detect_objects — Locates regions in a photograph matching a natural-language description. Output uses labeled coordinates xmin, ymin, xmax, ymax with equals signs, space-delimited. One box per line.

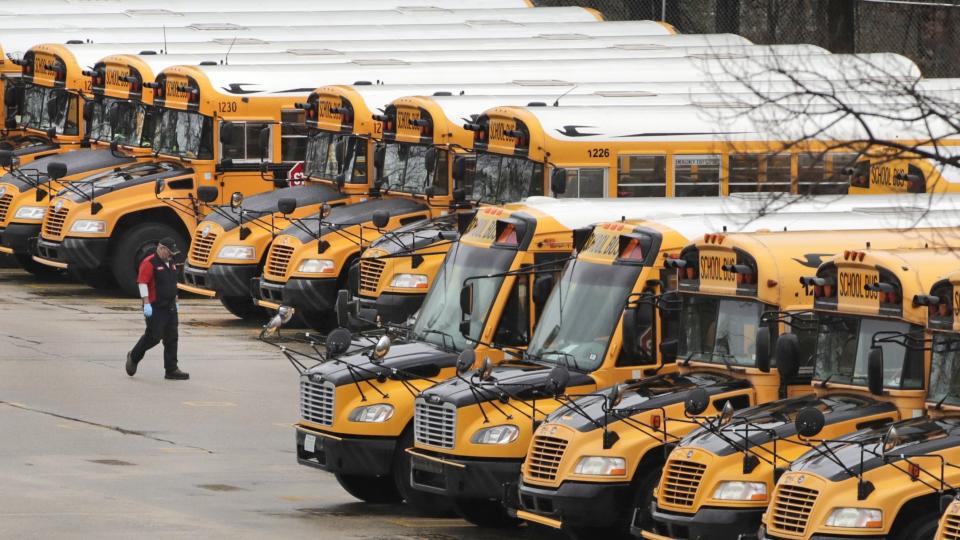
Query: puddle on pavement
xmin=197 ymin=483 xmax=245 ymax=492
xmin=89 ymin=459 xmax=136 ymax=466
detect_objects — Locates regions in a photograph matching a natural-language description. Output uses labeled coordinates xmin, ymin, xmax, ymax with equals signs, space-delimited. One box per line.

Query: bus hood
xmin=2 ymin=149 xmax=134 ymax=191
xmin=303 ymin=340 xmax=457 ymax=387
xmin=282 ymin=197 xmax=428 ymax=244
xmin=684 ymin=394 xmax=896 ymax=458
xmin=365 ymin=213 xmax=457 ymax=256
xmin=788 ymin=416 xmax=960 ymax=482
xmin=58 ymin=160 xmax=190 ymax=202
xmin=420 ymin=364 xmax=596 ymax=409
xmin=205 ymin=183 xmax=345 ymax=231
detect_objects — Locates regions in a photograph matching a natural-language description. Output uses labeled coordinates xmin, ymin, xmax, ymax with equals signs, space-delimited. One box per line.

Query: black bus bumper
xmin=260 ymin=277 xmax=338 ymax=312
xmin=758 ymin=524 xmax=886 ymax=540
xmin=635 ymin=502 xmax=766 ymax=540
xmin=517 ymin=479 xmax=633 ymax=529
xmin=357 ymin=291 xmax=424 ymax=324
xmin=408 ymin=449 xmax=520 ymax=500
xmin=0 ymin=223 xmax=40 ymax=254
xmin=295 ymin=426 xmax=396 ymax=477
xmin=35 ymin=237 xmax=109 ymax=269
xmin=183 ymin=263 xmax=260 ymax=298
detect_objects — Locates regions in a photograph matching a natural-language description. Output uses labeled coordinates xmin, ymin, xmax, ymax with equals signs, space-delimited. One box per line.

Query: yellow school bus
xmin=754 ymin=247 xmax=960 ymax=540
xmin=33 ymin=63 xmax=318 ymax=295
xmin=638 ymin=230 xmax=960 ymax=540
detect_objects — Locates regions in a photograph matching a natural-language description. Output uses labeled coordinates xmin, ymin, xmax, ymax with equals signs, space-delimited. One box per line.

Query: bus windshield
xmin=152 ymin=108 xmax=213 ymax=160
xmin=305 ymin=131 xmax=367 ymax=184
xmin=412 ymin=243 xmax=516 ymax=351
xmin=815 ymin=315 xmax=923 ymax=389
xmin=20 ymin=83 xmax=78 ymax=135
xmin=680 ymin=295 xmax=768 ymax=367
xmin=928 ymin=334 xmax=960 ymax=406
xmin=470 ymin=152 xmax=544 ymax=204
xmin=378 ymin=142 xmax=447 ymax=195
xmin=527 ymin=261 xmax=642 ymax=372
xmin=88 ymin=97 xmax=155 ymax=148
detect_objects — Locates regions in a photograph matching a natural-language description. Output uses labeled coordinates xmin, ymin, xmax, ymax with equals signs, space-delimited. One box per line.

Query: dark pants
xmin=130 ymin=305 xmax=178 ymax=371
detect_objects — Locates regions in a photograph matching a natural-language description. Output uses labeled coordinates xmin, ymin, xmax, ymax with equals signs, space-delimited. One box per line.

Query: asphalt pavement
xmin=0 ymin=267 xmax=562 ymax=540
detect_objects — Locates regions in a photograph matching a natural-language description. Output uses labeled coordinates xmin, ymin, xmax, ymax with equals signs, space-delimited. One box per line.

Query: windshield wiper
xmin=538 ymin=349 xmax=583 ymax=372
xmin=418 ymin=329 xmax=457 ymax=352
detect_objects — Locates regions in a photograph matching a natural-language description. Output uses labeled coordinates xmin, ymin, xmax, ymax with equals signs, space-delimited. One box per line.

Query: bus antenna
xmin=552 ymin=85 xmax=578 ymax=107
xmin=224 ymin=36 xmax=238 ymax=66
xmin=162 ymin=25 xmax=168 ymax=54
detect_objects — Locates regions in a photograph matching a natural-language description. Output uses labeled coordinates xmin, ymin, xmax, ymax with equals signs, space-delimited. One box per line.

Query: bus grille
xmin=940 ymin=514 xmax=960 ymax=540
xmin=189 ymin=229 xmax=217 ymax=266
xmin=300 ymin=377 xmax=335 ymax=426
xmin=266 ymin=244 xmax=295 ymax=278
xmin=0 ymin=194 xmax=12 ymax=222
xmin=526 ymin=435 xmax=568 ymax=482
xmin=359 ymin=257 xmax=386 ymax=294
xmin=44 ymin=207 xmax=69 ymax=238
xmin=414 ymin=399 xmax=456 ymax=448
xmin=770 ymin=484 xmax=818 ymax=535
xmin=661 ymin=459 xmax=707 ymax=507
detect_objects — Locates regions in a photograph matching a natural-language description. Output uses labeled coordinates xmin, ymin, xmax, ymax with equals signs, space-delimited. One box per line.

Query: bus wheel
xmin=14 ymin=253 xmax=63 ymax=277
xmin=452 ymin=497 xmax=519 ymax=528
xmin=110 ymin=223 xmax=186 ymax=297
xmin=69 ymin=267 xmax=116 ymax=290
xmin=393 ymin=428 xmax=453 ymax=516
xmin=889 ymin=511 xmax=938 ymax=540
xmin=334 ymin=473 xmax=402 ymax=504
xmin=565 ymin=462 xmax=659 ymax=540
xmin=219 ymin=296 xmax=267 ymax=320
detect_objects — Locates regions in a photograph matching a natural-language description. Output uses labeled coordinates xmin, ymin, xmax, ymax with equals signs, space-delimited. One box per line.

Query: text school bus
xmin=32 ymin=64 xmax=328 ymax=295
xmin=401 ymin=194 xmax=958 ymax=528
xmin=756 ymin=250 xmax=960 ymax=540
xmin=635 ymin=224 xmax=960 ymax=540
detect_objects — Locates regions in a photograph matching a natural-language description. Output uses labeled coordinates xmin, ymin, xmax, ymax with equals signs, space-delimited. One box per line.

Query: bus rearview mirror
xmin=775 ymin=333 xmax=800 ymax=381
xmin=550 ymin=168 xmax=567 ymax=196
xmin=197 ymin=185 xmax=219 ymax=204
xmin=219 ymin=121 xmax=234 ymax=146
xmin=277 ymin=198 xmax=297 ymax=215
xmin=756 ymin=326 xmax=772 ymax=373
xmin=546 ymin=365 xmax=570 ymax=397
xmin=82 ymin=101 xmax=95 ymax=124
xmin=326 ymin=327 xmax=353 ymax=358
xmin=621 ymin=306 xmax=639 ymax=359
xmin=660 ymin=339 xmax=678 ymax=362
xmin=795 ymin=407 xmax=825 ymax=438
xmin=373 ymin=145 xmax=386 ymax=171
xmin=532 ymin=274 xmax=554 ymax=307
xmin=456 ymin=349 xmax=475 ymax=375
xmin=867 ymin=347 xmax=884 ymax=396
xmin=0 ymin=150 xmax=13 ymax=167
xmin=684 ymin=388 xmax=710 ymax=416
xmin=459 ymin=282 xmax=474 ymax=317
xmin=46 ymin=161 xmax=67 ymax=181
xmin=371 ymin=210 xmax=389 ymax=229
xmin=154 ymin=178 xmax=164 ymax=196
xmin=424 ymin=147 xmax=437 ymax=175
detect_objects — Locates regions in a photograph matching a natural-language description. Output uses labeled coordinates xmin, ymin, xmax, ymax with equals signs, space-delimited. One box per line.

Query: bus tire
xmin=14 ymin=253 xmax=63 ymax=277
xmin=219 ymin=295 xmax=267 ymax=320
xmin=393 ymin=427 xmax=453 ymax=516
xmin=889 ymin=510 xmax=938 ymax=540
xmin=564 ymin=457 xmax=660 ymax=540
xmin=334 ymin=473 xmax=402 ymax=504
xmin=110 ymin=223 xmax=186 ymax=297
xmin=452 ymin=497 xmax=519 ymax=528
xmin=69 ymin=267 xmax=116 ymax=290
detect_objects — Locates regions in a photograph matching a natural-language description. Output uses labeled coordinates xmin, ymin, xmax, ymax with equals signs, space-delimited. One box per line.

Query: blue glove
xmin=143 ymin=303 xmax=153 ymax=318
xmin=176 ymin=302 xmax=180 ymax=312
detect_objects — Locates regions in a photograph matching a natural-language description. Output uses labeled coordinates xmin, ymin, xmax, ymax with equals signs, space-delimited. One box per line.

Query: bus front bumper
xmin=182 ymin=263 xmax=260 ymax=298
xmin=295 ymin=425 xmax=395 ymax=477
xmin=35 ymin=237 xmax=108 ymax=269
xmin=0 ymin=223 xmax=41 ymax=254
xmin=636 ymin=502 xmax=765 ymax=540
xmin=407 ymin=449 xmax=520 ymax=500
xmin=757 ymin=524 xmax=886 ymax=540
xmin=260 ymin=277 xmax=338 ymax=312
xmin=357 ymin=291 xmax=425 ymax=324
xmin=516 ymin=479 xmax=633 ymax=529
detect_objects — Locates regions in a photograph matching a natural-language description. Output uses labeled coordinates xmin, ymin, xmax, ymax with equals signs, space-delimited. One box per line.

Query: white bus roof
xmin=2 ymin=0 xmax=536 ymax=15
xmin=0 ymin=7 xmax=603 ymax=31
xmin=165 ymin=52 xmax=919 ymax=98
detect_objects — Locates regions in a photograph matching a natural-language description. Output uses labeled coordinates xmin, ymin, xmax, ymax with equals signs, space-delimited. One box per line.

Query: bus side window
xmin=559 ymin=168 xmax=607 ymax=198
xmin=729 ymin=154 xmax=791 ymax=194
xmin=797 ymin=152 xmax=857 ymax=195
xmin=220 ymin=121 xmax=271 ymax=163
xmin=674 ymin=155 xmax=721 ymax=197
xmin=617 ymin=155 xmax=666 ymax=197
xmin=494 ymin=277 xmax=530 ymax=348
xmin=280 ymin=110 xmax=308 ymax=163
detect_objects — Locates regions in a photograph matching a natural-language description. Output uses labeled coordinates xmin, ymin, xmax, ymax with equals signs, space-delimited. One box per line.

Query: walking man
xmin=125 ymin=237 xmax=189 ymax=380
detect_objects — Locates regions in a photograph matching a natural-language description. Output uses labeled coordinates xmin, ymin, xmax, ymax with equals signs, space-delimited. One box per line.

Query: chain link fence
xmin=536 ymin=0 xmax=960 ymax=77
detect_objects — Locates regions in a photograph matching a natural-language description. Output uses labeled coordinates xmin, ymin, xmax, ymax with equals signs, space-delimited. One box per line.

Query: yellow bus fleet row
xmin=4 ymin=4 xmax=960 ymax=540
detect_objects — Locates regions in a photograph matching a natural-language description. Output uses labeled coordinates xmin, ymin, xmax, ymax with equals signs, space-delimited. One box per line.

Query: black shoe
xmin=165 ymin=369 xmax=189 ymax=380
xmin=125 ymin=352 xmax=138 ymax=376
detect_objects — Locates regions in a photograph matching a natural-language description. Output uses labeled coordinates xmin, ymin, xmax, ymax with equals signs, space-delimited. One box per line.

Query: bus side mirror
xmin=326 ymin=327 xmax=353 ymax=357
xmin=277 ymin=198 xmax=297 ymax=215
xmin=47 ymin=161 xmax=67 ymax=181
xmin=82 ymin=101 xmax=96 ymax=124
xmin=371 ymin=210 xmax=389 ymax=229
xmin=456 ymin=349 xmax=475 ymax=375
xmin=452 ymin=188 xmax=465 ymax=203
xmin=424 ymin=147 xmax=437 ymax=174
xmin=572 ymin=226 xmax=593 ymax=252
xmin=197 ymin=185 xmax=219 ymax=204
xmin=460 ymin=282 xmax=474 ymax=318
xmin=259 ymin=128 xmax=270 ymax=158
xmin=546 ymin=365 xmax=570 ymax=397
xmin=775 ymin=333 xmax=799 ymax=381
xmin=660 ymin=339 xmax=678 ymax=362
xmin=334 ymin=139 xmax=347 ymax=167
xmin=532 ymin=274 xmax=554 ymax=307
xmin=621 ymin=299 xmax=653 ymax=359
xmin=867 ymin=347 xmax=884 ymax=396
xmin=107 ymin=103 xmax=121 ymax=126
xmin=452 ymin=156 xmax=466 ymax=182
xmin=550 ymin=168 xmax=567 ymax=196
xmin=756 ymin=326 xmax=772 ymax=373
xmin=219 ymin=121 xmax=234 ymax=146
xmin=373 ymin=144 xmax=386 ymax=171
xmin=4 ymin=89 xmax=17 ymax=107
xmin=154 ymin=178 xmax=164 ymax=195
xmin=795 ymin=407 xmax=825 ymax=438
xmin=685 ymin=388 xmax=710 ymax=416
xmin=0 ymin=150 xmax=13 ymax=167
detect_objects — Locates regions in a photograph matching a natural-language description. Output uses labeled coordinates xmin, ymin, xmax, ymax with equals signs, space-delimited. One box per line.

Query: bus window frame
xmin=616 ymin=153 xmax=667 ymax=198
xmin=673 ymin=153 xmax=723 ymax=197
xmin=218 ymin=120 xmax=273 ymax=165
xmin=559 ymin=166 xmax=608 ymax=198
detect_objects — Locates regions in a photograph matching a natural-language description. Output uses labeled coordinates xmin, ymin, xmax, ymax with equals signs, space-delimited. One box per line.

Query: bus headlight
xmin=70 ymin=220 xmax=106 ymax=233
xmin=825 ymin=508 xmax=882 ymax=528
xmin=217 ymin=245 xmax=256 ymax=260
xmin=297 ymin=259 xmax=335 ymax=274
xmin=390 ymin=273 xmax=428 ymax=289
xmin=712 ymin=481 xmax=767 ymax=501
xmin=14 ymin=206 xmax=46 ymax=220
xmin=348 ymin=404 xmax=394 ymax=423
xmin=574 ymin=456 xmax=627 ymax=476
xmin=471 ymin=425 xmax=519 ymax=445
